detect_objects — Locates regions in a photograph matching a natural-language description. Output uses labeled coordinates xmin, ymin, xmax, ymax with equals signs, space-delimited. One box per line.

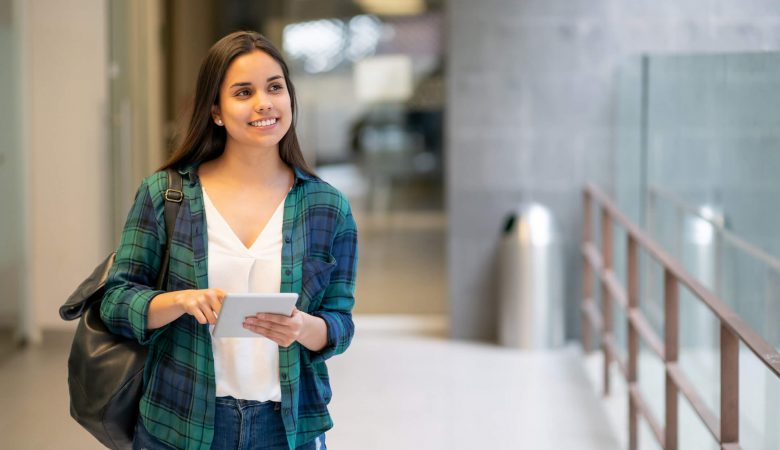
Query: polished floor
xmin=0 ymin=328 xmax=621 ymax=450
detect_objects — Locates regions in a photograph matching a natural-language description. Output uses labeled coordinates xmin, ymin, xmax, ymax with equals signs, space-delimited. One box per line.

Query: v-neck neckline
xmin=202 ymin=188 xmax=285 ymax=252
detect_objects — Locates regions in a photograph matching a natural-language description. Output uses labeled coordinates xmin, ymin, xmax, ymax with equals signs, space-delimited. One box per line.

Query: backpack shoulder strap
xmin=155 ymin=169 xmax=183 ymax=290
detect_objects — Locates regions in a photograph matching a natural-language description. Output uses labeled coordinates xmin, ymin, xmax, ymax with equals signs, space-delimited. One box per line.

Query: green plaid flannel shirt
xmin=100 ymin=165 xmax=357 ymax=449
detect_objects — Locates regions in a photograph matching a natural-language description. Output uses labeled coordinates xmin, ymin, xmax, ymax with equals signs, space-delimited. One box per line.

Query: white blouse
xmin=203 ymin=188 xmax=286 ymax=402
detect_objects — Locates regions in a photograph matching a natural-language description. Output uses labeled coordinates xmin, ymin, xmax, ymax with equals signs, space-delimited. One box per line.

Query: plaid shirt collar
xmin=177 ymin=163 xmax=318 ymax=185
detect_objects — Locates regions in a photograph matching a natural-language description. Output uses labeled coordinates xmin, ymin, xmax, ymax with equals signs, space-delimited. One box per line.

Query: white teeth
xmin=250 ymin=118 xmax=277 ymax=127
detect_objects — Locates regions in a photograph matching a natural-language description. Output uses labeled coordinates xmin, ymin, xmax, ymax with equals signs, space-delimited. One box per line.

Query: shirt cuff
xmin=129 ymin=290 xmax=169 ymax=345
xmin=308 ymin=311 xmax=340 ymax=363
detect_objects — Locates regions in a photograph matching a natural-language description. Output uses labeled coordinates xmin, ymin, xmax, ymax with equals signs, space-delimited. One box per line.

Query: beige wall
xmin=25 ymin=0 xmax=110 ymax=332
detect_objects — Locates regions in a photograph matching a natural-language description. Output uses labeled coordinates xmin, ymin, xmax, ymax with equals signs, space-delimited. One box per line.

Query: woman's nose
xmin=254 ymin=96 xmax=272 ymax=112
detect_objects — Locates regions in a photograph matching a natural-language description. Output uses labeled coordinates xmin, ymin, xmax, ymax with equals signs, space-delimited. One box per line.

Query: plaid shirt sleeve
xmin=309 ymin=196 xmax=358 ymax=363
xmin=100 ymin=175 xmax=169 ymax=345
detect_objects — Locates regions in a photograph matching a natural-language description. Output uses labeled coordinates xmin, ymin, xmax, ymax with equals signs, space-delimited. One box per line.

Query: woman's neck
xmin=202 ymin=143 xmax=292 ymax=189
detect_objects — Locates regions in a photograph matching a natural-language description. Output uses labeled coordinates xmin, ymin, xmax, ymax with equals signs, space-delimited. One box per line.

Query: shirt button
xmin=285 ymin=269 xmax=291 ymax=275
xmin=280 ymin=373 xmax=287 ymax=380
xmin=284 ymin=235 xmax=291 ymax=243
xmin=283 ymin=408 xmax=290 ymax=416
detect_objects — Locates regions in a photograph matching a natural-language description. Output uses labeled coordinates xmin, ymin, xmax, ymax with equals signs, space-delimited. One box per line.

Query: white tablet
xmin=212 ymin=293 xmax=298 ymax=338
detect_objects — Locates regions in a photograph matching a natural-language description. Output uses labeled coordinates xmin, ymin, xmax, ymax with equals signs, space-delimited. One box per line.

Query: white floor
xmin=327 ymin=331 xmax=621 ymax=450
xmin=0 ymin=329 xmax=621 ymax=450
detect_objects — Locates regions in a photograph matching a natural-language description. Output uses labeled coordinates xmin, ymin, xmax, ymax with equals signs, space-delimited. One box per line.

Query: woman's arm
xmin=100 ymin=174 xmax=227 ymax=341
xmin=243 ymin=308 xmax=328 ymax=351
xmin=307 ymin=201 xmax=358 ymax=361
xmin=147 ymin=288 xmax=226 ymax=329
xmin=100 ymin=177 xmax=168 ymax=344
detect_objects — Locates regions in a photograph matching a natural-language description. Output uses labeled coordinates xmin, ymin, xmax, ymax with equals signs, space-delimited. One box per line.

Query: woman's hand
xmin=173 ymin=288 xmax=226 ymax=324
xmin=243 ymin=307 xmax=328 ymax=350
xmin=148 ymin=288 xmax=226 ymax=329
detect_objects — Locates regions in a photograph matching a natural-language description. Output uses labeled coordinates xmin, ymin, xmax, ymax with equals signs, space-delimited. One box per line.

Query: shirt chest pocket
xmin=299 ymin=255 xmax=336 ymax=312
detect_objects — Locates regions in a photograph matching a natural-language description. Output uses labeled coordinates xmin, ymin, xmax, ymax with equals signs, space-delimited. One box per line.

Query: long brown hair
xmin=161 ymin=31 xmax=315 ymax=176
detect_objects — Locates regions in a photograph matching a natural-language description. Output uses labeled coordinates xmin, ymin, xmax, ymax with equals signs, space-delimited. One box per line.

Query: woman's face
xmin=213 ymin=50 xmax=293 ymax=153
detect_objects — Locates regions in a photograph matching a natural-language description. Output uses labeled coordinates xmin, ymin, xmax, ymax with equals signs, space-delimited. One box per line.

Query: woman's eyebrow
xmin=229 ymin=82 xmax=252 ymax=89
xmin=229 ymin=76 xmax=283 ymax=89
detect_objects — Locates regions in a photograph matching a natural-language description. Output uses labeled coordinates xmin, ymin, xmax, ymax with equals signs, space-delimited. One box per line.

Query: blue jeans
xmin=132 ymin=397 xmax=325 ymax=450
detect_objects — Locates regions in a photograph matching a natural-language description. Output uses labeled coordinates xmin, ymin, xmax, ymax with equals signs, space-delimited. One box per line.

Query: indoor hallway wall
xmin=23 ymin=0 xmax=110 ymax=333
xmin=0 ymin=0 xmax=22 ymax=329
xmin=447 ymin=0 xmax=780 ymax=341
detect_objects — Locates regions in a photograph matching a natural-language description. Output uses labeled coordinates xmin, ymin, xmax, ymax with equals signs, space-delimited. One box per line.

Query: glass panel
xmin=722 ymin=242 xmax=780 ymax=351
xmin=637 ymin=339 xmax=665 ymax=431
xmin=678 ymin=284 xmax=720 ymax=417
xmin=740 ymin=342 xmax=780 ymax=450
xmin=679 ymin=392 xmax=718 ymax=450
xmin=640 ymin=52 xmax=780 ymax=347
xmin=612 ymin=226 xmax=628 ymax=359
xmin=639 ymin=247 xmax=664 ymax=339
xmin=637 ymin=395 xmax=663 ymax=450
xmin=614 ymin=55 xmax=645 ymax=225
xmin=616 ymin=50 xmax=780 ymax=450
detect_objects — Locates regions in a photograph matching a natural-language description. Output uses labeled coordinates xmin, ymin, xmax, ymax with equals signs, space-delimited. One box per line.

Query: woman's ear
xmin=211 ymin=105 xmax=223 ymax=126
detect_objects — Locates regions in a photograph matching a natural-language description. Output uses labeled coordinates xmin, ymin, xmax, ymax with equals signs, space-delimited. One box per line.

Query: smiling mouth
xmin=249 ymin=118 xmax=278 ymax=127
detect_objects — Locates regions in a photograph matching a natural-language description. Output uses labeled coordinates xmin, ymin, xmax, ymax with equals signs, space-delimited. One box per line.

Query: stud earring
xmin=216 ymin=119 xmax=223 ymax=126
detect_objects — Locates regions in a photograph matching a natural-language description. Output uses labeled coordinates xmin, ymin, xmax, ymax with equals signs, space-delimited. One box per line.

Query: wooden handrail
xmin=585 ymin=183 xmax=780 ymax=377
xmin=581 ymin=184 xmax=777 ymax=450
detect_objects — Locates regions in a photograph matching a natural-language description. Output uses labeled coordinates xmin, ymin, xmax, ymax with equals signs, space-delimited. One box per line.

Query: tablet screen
xmin=212 ymin=293 xmax=298 ymax=338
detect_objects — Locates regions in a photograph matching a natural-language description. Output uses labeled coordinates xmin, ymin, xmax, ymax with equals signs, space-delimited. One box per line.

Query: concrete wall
xmin=447 ymin=0 xmax=780 ymax=341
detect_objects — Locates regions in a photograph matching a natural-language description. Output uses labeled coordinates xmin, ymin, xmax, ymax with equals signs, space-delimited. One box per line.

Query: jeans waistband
xmin=215 ymin=395 xmax=281 ymax=411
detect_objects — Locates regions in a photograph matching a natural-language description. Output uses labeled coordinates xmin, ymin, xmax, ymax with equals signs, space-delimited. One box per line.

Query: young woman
xmin=100 ymin=31 xmax=357 ymax=450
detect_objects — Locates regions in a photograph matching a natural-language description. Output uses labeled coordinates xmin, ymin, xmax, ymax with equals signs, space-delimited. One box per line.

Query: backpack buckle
xmin=164 ymin=189 xmax=183 ymax=203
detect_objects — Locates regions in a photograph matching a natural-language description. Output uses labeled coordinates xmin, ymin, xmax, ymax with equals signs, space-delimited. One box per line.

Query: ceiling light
xmin=354 ymin=0 xmax=426 ymax=16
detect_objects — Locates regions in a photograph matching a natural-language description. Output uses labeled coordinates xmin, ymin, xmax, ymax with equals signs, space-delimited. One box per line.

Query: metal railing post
xmin=721 ymin=324 xmax=739 ymax=446
xmin=664 ymin=269 xmax=679 ymax=450
xmin=583 ymin=191 xmax=593 ymax=353
xmin=601 ymin=207 xmax=613 ymax=396
xmin=627 ymin=236 xmax=639 ymax=450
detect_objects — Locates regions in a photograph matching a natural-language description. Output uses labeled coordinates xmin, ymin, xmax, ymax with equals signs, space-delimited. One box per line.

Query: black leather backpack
xmin=58 ymin=169 xmax=182 ymax=449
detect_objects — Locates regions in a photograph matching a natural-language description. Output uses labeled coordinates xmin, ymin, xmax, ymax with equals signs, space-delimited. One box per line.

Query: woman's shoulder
xmin=300 ymin=177 xmax=351 ymax=214
xmin=136 ymin=169 xmax=183 ymax=204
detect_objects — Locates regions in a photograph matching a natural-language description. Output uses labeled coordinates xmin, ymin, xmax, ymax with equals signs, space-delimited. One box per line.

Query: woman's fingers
xmin=191 ymin=309 xmax=209 ymax=325
xmin=201 ymin=303 xmax=218 ymax=324
xmin=242 ymin=310 xmax=302 ymax=347
xmin=176 ymin=289 xmax=225 ymax=324
xmin=243 ymin=323 xmax=293 ymax=346
xmin=205 ymin=290 xmax=224 ymax=317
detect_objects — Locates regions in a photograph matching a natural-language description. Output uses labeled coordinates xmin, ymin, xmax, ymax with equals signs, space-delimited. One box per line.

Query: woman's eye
xmin=269 ymin=84 xmax=284 ymax=93
xmin=235 ymin=89 xmax=251 ymax=97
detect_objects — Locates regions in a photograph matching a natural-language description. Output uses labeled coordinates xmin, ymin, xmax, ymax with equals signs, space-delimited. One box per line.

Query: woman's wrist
xmin=297 ymin=311 xmax=328 ymax=352
xmin=147 ymin=292 xmax=185 ymax=330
